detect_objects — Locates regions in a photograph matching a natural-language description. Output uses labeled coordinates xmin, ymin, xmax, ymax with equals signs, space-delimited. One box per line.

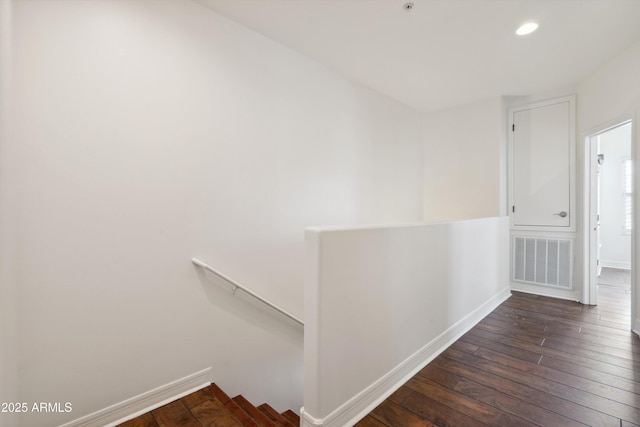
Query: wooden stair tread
xmin=208 ymin=383 xmax=261 ymax=427
xmin=118 ymin=412 xmax=159 ymax=427
xmin=258 ymin=403 xmax=296 ymax=427
xmin=183 ymin=388 xmax=215 ymax=409
xmin=223 ymin=398 xmax=261 ymax=427
xmin=209 ymin=383 xmax=232 ymax=405
xmin=117 ymin=383 xmax=299 ymax=427
xmin=191 ymin=398 xmax=245 ymax=427
xmin=234 ymin=395 xmax=279 ymax=427
xmin=151 ymin=400 xmax=201 ymax=427
xmin=281 ymin=409 xmax=300 ymax=426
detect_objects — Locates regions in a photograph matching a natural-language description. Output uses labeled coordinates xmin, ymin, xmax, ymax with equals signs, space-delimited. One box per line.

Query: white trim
xmin=633 ymin=317 xmax=640 ymax=338
xmin=583 ymin=116 xmax=635 ymax=307
xmin=58 ymin=368 xmax=212 ymax=427
xmin=583 ymin=129 xmax=599 ymax=305
xmin=300 ymin=288 xmax=511 ymax=427
xmin=634 ymin=111 xmax=639 ymax=338
xmin=300 ymin=408 xmax=323 ymax=427
xmin=510 ymin=282 xmax=579 ymax=302
xmin=600 ymin=260 xmax=631 ymax=270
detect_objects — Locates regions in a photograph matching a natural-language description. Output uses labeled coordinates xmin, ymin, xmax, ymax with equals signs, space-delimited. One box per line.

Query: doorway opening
xmin=585 ymin=121 xmax=633 ymax=316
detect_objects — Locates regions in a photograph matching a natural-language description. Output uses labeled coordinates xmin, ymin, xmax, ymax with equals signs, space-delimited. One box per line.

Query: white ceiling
xmin=196 ymin=0 xmax=640 ymax=112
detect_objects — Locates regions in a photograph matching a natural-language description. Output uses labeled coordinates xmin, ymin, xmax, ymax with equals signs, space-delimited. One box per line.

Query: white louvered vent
xmin=513 ymin=237 xmax=572 ymax=289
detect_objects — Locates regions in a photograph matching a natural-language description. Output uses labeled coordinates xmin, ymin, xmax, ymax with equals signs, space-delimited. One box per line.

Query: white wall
xmin=9 ymin=0 xmax=423 ymax=425
xmin=495 ymin=43 xmax=640 ymax=302
xmin=576 ymin=40 xmax=640 ymax=332
xmin=577 ymin=40 xmax=640 ymax=133
xmin=0 ymin=1 xmax=18 ymax=426
xmin=422 ymin=97 xmax=504 ymax=223
xmin=501 ymin=41 xmax=640 ymax=315
xmin=598 ymin=124 xmax=632 ymax=270
xmin=303 ymin=217 xmax=510 ymax=426
xmin=417 ymin=39 xmax=640 ymax=319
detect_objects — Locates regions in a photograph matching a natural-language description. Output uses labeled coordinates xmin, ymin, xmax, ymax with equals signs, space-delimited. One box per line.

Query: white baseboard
xmin=600 ymin=260 xmax=631 ymax=270
xmin=633 ymin=318 xmax=640 ymax=338
xmin=300 ymin=288 xmax=511 ymax=427
xmin=510 ymin=281 xmax=579 ymax=302
xmin=59 ymin=368 xmax=212 ymax=427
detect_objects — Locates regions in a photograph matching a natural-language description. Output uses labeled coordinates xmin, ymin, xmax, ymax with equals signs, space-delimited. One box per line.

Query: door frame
xmin=583 ymin=116 xmax=634 ymax=310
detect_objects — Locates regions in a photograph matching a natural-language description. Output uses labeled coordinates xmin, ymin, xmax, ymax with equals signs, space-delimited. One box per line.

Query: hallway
xmin=358 ymin=291 xmax=640 ymax=426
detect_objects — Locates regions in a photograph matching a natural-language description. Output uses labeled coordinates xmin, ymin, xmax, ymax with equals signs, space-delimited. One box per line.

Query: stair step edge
xmin=258 ymin=403 xmax=296 ymax=427
xmin=209 ymin=383 xmax=232 ymax=405
xmin=233 ymin=395 xmax=279 ymax=427
xmin=282 ymin=409 xmax=300 ymax=426
xmin=224 ymin=397 xmax=262 ymax=427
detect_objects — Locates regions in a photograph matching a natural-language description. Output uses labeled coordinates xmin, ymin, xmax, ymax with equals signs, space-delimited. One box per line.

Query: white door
xmin=511 ymin=97 xmax=574 ymax=229
xmin=596 ymin=155 xmax=602 ymax=276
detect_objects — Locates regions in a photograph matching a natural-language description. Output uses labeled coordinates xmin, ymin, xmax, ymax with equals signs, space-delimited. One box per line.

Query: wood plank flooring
xmin=357 ymin=290 xmax=640 ymax=427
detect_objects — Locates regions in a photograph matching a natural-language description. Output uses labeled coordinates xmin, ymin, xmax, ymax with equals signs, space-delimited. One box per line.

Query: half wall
xmin=303 ymin=216 xmax=510 ymax=426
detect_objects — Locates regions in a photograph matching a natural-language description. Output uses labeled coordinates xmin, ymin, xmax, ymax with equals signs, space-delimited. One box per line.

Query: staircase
xmin=118 ymin=382 xmax=300 ymax=427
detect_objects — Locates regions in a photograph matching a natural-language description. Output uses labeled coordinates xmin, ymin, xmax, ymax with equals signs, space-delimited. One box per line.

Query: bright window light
xmin=516 ymin=22 xmax=539 ymax=36
xmin=624 ymin=159 xmax=633 ymax=232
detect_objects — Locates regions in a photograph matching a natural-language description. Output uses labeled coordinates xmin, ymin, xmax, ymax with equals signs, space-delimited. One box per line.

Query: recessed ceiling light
xmin=516 ymin=22 xmax=539 ymax=36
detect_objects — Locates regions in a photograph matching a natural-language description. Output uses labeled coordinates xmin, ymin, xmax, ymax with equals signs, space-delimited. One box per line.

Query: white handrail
xmin=192 ymin=258 xmax=304 ymax=326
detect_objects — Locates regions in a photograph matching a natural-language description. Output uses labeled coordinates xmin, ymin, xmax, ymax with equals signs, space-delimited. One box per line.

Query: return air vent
xmin=513 ymin=236 xmax=572 ymax=289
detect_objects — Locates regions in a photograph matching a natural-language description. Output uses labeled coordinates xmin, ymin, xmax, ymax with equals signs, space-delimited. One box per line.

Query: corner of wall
xmin=633 ymin=317 xmax=640 ymax=337
xmin=300 ymin=408 xmax=323 ymax=427
xmin=0 ymin=2 xmax=19 ymax=424
xmin=303 ymin=229 xmax=321 ymax=419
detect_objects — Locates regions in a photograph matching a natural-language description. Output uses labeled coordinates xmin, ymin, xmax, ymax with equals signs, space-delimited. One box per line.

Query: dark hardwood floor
xmin=357 ymin=289 xmax=640 ymax=427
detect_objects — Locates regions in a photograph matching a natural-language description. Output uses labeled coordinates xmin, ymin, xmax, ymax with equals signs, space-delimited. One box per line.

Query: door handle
xmin=554 ymin=211 xmax=568 ymax=218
